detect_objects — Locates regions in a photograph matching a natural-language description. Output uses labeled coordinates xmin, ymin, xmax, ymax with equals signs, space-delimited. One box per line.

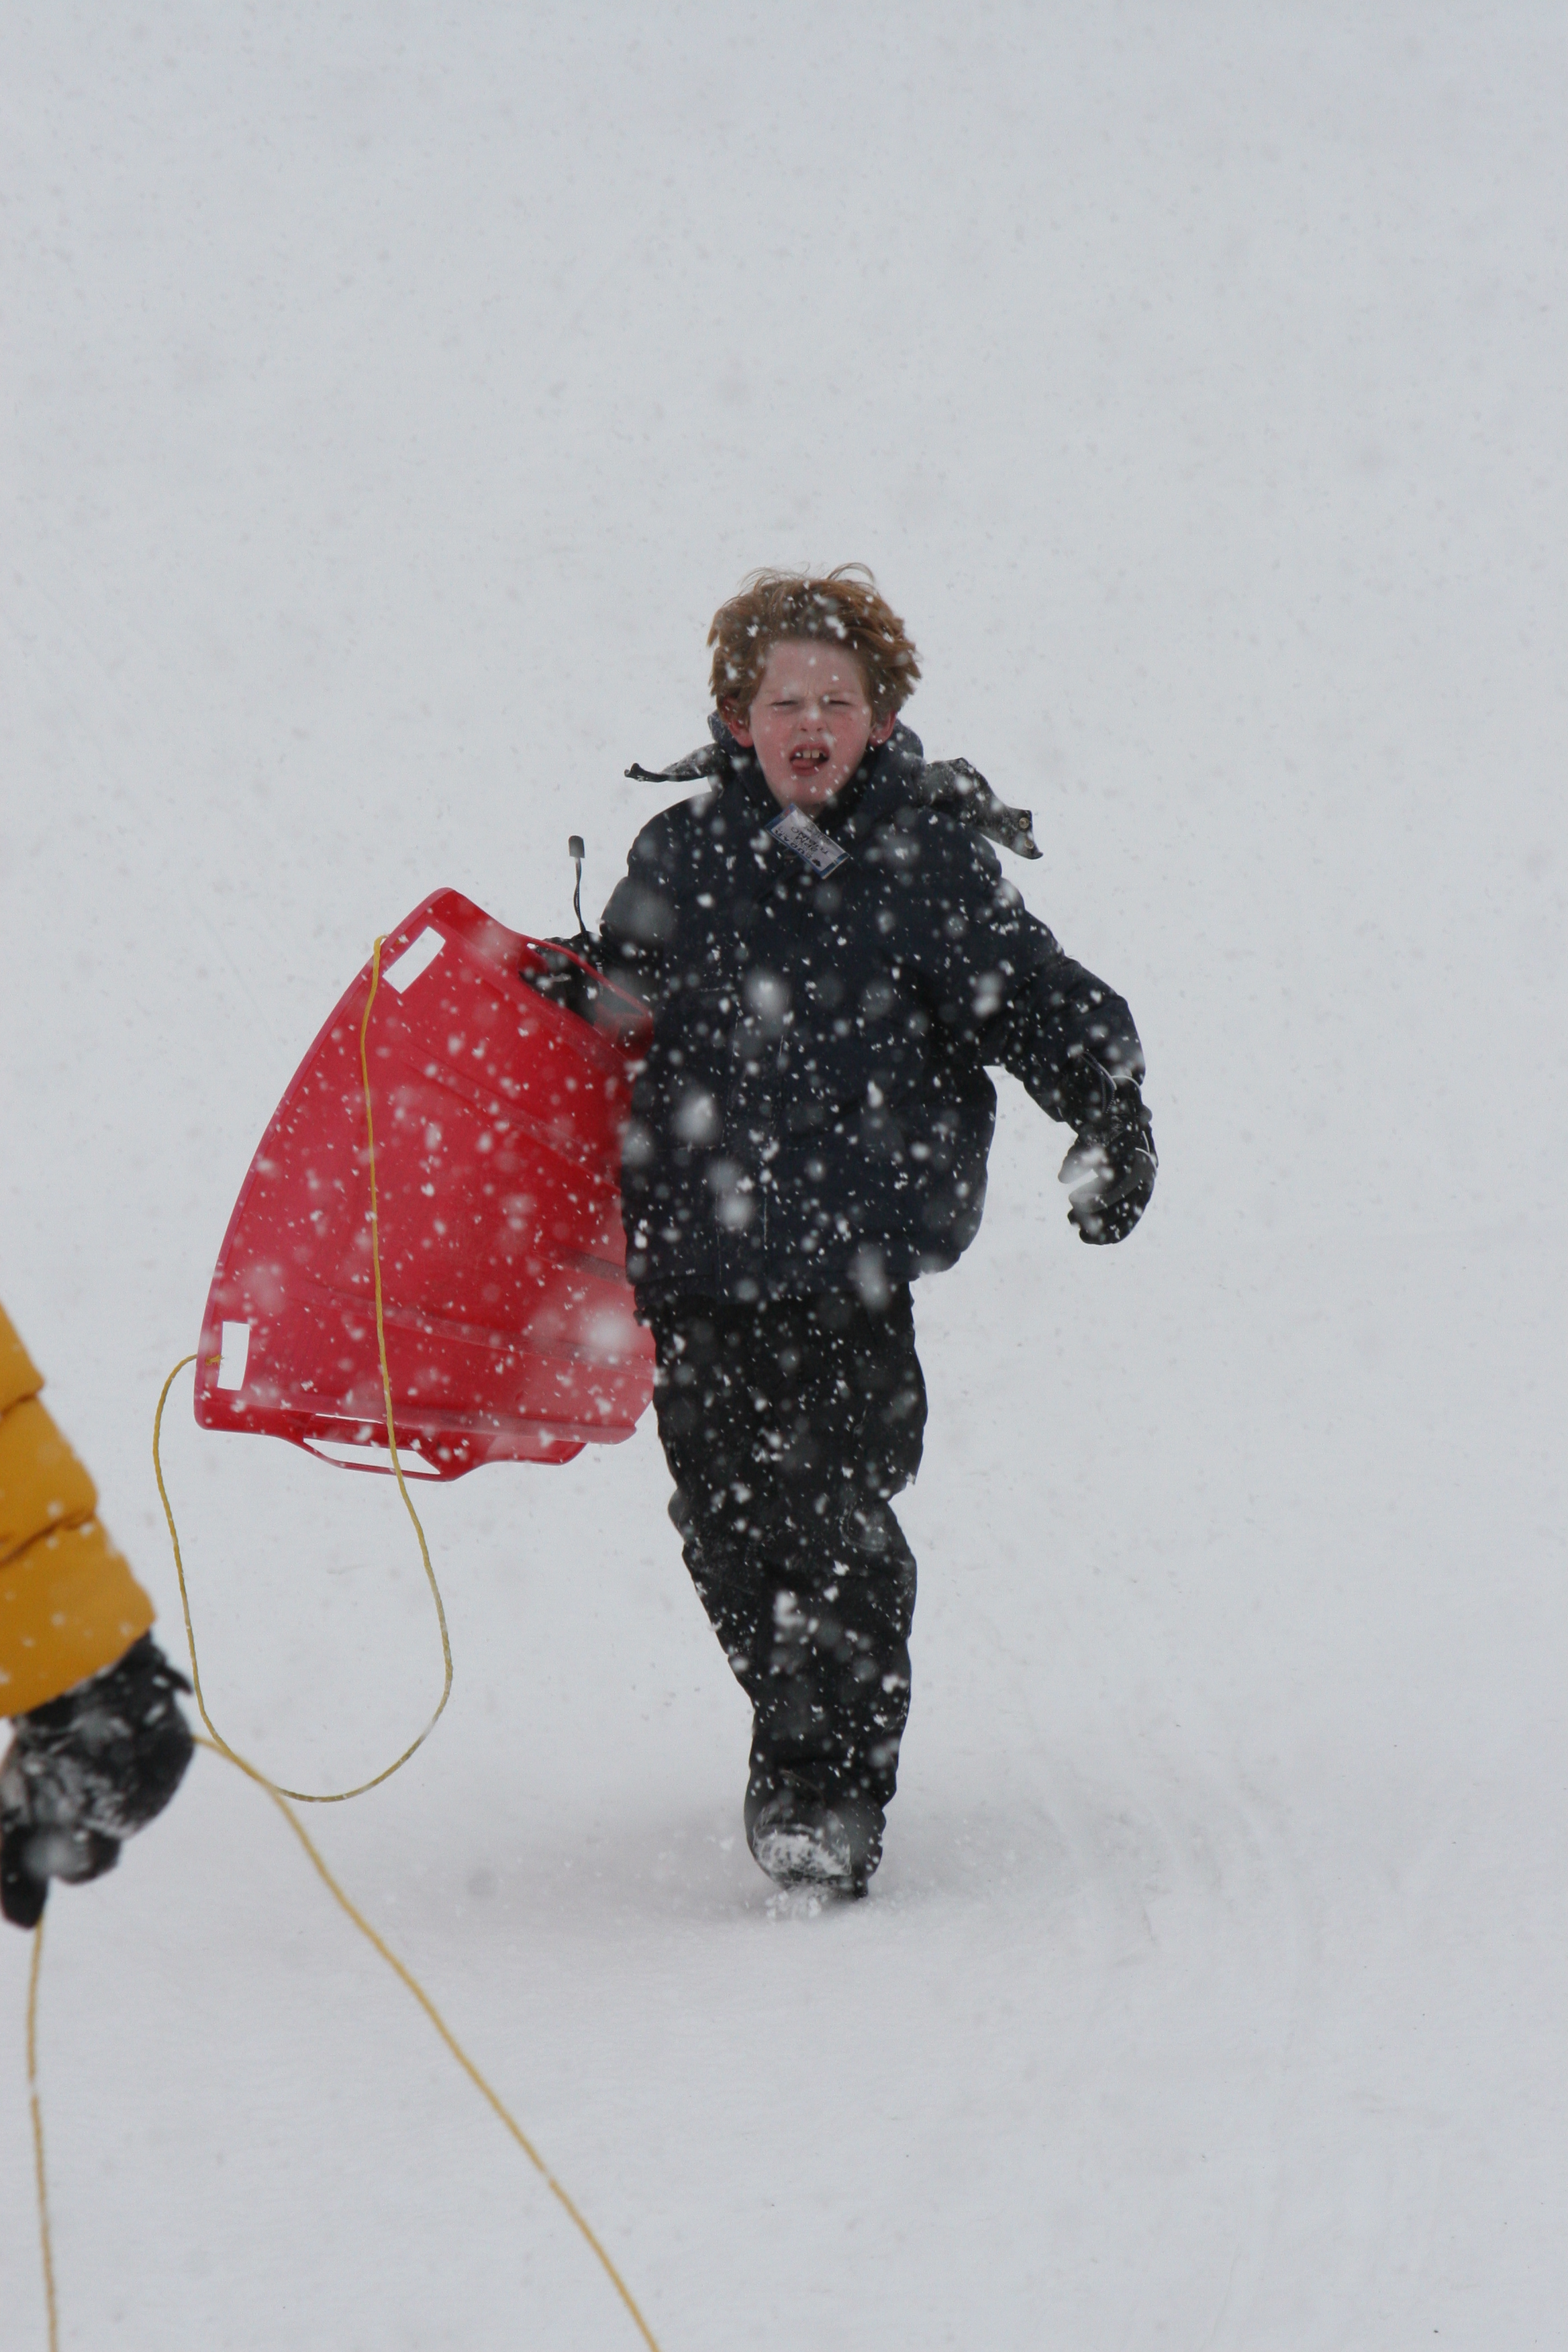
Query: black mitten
xmin=0 ymin=1635 xmax=193 ymax=1929
xmin=1059 ymin=1081 xmax=1158 ymax=1245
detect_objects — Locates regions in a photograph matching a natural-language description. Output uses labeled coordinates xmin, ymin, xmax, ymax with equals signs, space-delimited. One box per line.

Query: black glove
xmin=1059 ymin=1079 xmax=1158 ymax=1245
xmin=522 ymin=938 xmax=603 ymax=1023
xmin=0 ymin=1634 xmax=194 ymax=1930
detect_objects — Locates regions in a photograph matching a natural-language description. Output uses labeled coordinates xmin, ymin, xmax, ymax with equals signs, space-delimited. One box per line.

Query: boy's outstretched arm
xmin=993 ymin=963 xmax=1158 ymax=1245
xmin=907 ymin=826 xmax=1158 ymax=1244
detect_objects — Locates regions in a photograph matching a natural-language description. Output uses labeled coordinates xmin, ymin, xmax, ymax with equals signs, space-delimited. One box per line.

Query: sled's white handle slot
xmin=383 ymin=925 xmax=446 ymax=993
xmin=215 ymin=1321 xmax=251 ymax=1391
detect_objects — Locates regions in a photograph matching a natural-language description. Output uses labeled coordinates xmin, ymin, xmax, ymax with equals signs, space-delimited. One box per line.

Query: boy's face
xmin=728 ymin=638 xmax=895 ymax=810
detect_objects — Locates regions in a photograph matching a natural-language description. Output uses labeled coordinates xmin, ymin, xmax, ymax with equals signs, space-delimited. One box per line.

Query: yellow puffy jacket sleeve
xmin=0 ymin=1303 xmax=155 ymax=1718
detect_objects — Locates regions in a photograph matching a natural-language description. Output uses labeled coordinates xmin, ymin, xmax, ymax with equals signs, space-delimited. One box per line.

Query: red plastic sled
xmin=193 ymin=889 xmax=655 ymax=1479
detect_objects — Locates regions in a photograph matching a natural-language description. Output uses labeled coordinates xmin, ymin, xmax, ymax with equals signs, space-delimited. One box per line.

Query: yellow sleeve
xmin=0 ymin=1303 xmax=156 ymax=1717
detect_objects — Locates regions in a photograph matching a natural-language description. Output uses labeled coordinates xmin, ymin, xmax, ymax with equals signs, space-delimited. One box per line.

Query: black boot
xmin=744 ymin=1765 xmax=884 ymax=1896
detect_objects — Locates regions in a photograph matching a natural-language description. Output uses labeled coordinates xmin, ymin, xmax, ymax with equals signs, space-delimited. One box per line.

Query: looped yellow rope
xmin=25 ymin=1742 xmax=663 ymax=2350
xmin=26 ymin=928 xmax=663 ymax=2351
xmin=152 ymin=935 xmax=453 ymax=1803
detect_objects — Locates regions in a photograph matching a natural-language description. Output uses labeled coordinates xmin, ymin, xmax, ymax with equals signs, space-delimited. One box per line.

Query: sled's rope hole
xmin=152 ymin=934 xmax=454 ymax=1803
xmin=24 ymin=1741 xmax=663 ymax=2352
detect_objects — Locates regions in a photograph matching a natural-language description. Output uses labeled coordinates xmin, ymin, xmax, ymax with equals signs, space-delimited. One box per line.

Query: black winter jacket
xmin=599 ymin=720 xmax=1148 ymax=1302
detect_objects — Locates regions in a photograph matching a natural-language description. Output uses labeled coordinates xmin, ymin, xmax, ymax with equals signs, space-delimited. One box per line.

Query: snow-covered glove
xmin=1059 ymin=1085 xmax=1158 ymax=1244
xmin=0 ymin=1635 xmax=194 ymax=1930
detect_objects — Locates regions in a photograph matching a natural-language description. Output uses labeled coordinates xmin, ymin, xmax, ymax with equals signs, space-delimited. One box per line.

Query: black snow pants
xmin=643 ymin=1287 xmax=927 ymax=1813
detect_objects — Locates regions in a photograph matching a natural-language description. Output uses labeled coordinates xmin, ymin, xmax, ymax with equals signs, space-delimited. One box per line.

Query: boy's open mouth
xmin=789 ymin=747 xmax=830 ymax=770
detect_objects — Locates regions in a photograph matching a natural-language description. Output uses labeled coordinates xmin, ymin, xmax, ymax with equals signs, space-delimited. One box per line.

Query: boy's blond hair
xmin=708 ymin=566 xmax=922 ymax=725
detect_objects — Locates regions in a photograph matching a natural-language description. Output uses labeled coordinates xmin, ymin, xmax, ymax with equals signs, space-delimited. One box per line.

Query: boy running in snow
xmin=599 ymin=569 xmax=1154 ymax=1894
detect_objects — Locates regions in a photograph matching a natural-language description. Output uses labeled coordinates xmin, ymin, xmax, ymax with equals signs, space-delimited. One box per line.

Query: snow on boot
xmin=744 ymin=1771 xmax=883 ymax=1896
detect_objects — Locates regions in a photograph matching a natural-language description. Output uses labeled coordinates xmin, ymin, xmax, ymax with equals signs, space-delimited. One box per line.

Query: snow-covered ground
xmin=3 ymin=7 xmax=1564 ymax=2345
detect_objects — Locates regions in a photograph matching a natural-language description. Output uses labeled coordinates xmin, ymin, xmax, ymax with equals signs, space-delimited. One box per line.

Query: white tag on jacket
xmin=768 ymin=804 xmax=849 ymax=877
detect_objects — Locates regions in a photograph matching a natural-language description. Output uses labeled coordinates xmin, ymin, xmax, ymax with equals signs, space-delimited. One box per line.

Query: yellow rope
xmin=28 ymin=930 xmax=662 ymax=2346
xmin=27 ymin=1917 xmax=59 ymax=2352
xmin=152 ymin=935 xmax=453 ymax=1803
xmin=195 ymin=1736 xmax=663 ymax=2347
xmin=22 ymin=1745 xmax=663 ymax=2351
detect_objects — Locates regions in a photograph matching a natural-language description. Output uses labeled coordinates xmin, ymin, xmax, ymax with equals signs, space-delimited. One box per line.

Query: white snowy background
xmin=3 ymin=5 xmax=1564 ymax=2345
